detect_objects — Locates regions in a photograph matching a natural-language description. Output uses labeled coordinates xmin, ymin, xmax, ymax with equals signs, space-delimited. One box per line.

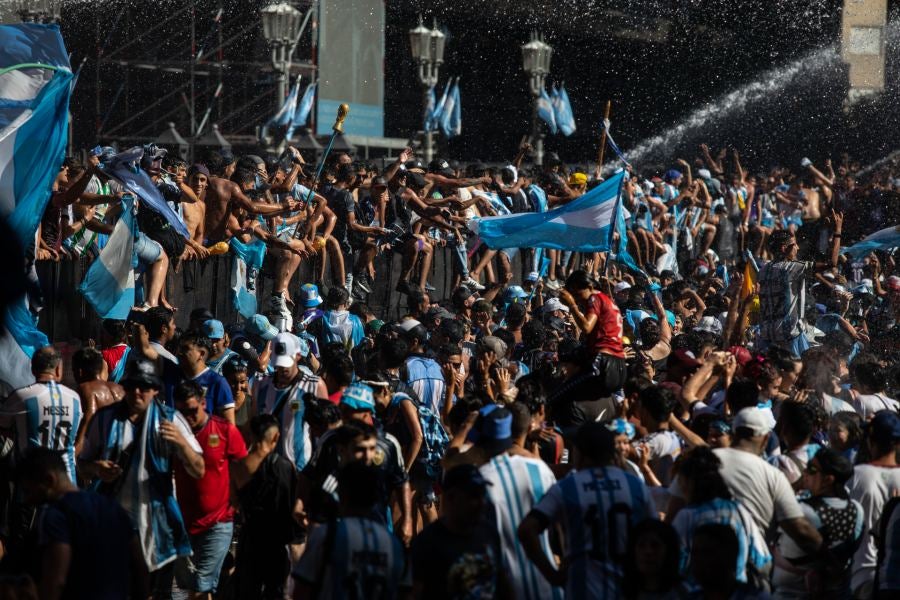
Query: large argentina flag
xmin=469 ymin=171 xmax=627 ymax=252
xmin=79 ymin=195 xmax=137 ymax=319
xmin=0 ymin=24 xmax=72 ymax=393
xmin=843 ymin=224 xmax=900 ymax=259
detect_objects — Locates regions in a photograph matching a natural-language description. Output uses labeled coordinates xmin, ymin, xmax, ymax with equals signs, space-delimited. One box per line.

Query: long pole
xmin=596 ymin=100 xmax=612 ymax=172
xmin=293 ymin=104 xmax=350 ymax=240
xmin=423 ymin=85 xmax=433 ymax=164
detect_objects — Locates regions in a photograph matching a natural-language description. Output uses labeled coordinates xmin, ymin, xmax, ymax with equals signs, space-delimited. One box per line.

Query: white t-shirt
xmin=847 ymin=464 xmax=900 ymax=593
xmin=670 ymin=447 xmax=803 ymax=537
xmin=853 ymin=392 xmax=900 ymax=421
xmin=634 ymin=430 xmax=683 ymax=486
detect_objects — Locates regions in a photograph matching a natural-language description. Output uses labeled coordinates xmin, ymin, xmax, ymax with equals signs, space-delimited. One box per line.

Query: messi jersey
xmin=293 ymin=516 xmax=410 ymax=599
xmin=253 ymin=372 xmax=321 ymax=470
xmin=1 ymin=381 xmax=82 ymax=483
xmin=533 ymin=466 xmax=654 ymax=600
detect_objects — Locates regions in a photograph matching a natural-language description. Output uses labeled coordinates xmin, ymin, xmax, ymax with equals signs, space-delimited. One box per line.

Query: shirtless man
xmin=71 ymin=347 xmax=124 ymax=452
xmin=181 ymin=164 xmax=209 ymax=255
xmin=777 ymin=171 xmax=828 ymax=260
xmin=201 ymin=152 xmax=298 ymax=243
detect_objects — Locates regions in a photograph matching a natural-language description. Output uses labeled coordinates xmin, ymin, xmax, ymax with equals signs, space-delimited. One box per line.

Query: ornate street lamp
xmin=261 ymin=2 xmax=304 ymax=112
xmin=522 ymin=32 xmax=553 ymax=166
xmin=409 ymin=16 xmax=446 ymax=164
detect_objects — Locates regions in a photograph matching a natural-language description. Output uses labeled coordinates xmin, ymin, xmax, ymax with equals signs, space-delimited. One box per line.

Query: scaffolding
xmin=74 ymin=0 xmax=318 ymax=156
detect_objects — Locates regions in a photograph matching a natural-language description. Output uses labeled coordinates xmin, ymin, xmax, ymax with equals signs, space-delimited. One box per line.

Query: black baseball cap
xmin=405 ymin=158 xmax=425 ymax=172
xmin=120 ymin=358 xmax=162 ymax=389
xmin=429 ymin=158 xmax=454 ymax=177
xmin=190 ymin=307 xmax=215 ymax=323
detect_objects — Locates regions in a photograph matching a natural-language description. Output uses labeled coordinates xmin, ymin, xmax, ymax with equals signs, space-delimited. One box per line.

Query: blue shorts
xmin=175 ymin=521 xmax=234 ymax=593
xmin=134 ymin=232 xmax=162 ymax=264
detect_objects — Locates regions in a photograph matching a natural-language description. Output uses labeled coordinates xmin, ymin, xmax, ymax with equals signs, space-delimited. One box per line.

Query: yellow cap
xmin=568 ymin=172 xmax=587 ymax=186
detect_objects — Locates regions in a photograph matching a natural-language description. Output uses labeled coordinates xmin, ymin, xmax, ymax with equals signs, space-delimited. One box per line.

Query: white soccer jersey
xmin=533 ymin=465 xmax=655 ymax=600
xmin=252 ymin=372 xmax=320 ymax=470
xmin=1 ymin=381 xmax=82 ymax=483
xmin=479 ymin=454 xmax=563 ymax=600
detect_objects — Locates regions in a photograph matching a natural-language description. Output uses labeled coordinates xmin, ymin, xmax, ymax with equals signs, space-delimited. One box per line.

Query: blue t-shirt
xmin=39 ymin=491 xmax=136 ymax=600
xmin=164 ymin=365 xmax=235 ymax=416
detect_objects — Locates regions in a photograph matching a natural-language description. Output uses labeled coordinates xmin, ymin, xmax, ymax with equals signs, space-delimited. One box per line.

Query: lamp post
xmin=261 ymin=2 xmax=303 ymax=112
xmin=409 ymin=16 xmax=445 ymax=164
xmin=521 ymin=32 xmax=552 ymax=167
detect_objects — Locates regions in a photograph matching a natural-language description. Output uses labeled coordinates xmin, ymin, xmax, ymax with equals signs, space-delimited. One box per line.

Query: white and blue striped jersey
xmin=532 ymin=465 xmax=654 ymax=600
xmin=293 ymin=516 xmax=410 ymax=599
xmin=252 ymin=372 xmax=320 ymax=470
xmin=671 ymin=497 xmax=772 ymax=585
xmin=1 ymin=381 xmax=82 ymax=483
xmin=480 ymin=454 xmax=563 ymax=600
xmin=404 ymin=355 xmax=446 ymax=416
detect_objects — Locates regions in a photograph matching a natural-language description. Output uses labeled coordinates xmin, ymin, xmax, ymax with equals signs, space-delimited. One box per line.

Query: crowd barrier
xmin=34 ymin=245 xmax=527 ymax=344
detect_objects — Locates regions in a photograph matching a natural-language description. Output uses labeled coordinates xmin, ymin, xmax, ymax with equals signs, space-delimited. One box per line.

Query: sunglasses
xmin=179 ymin=405 xmax=202 ymax=417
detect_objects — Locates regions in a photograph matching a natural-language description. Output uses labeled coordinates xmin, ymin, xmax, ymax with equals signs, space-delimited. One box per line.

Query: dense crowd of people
xmin=2 ymin=137 xmax=900 ymax=600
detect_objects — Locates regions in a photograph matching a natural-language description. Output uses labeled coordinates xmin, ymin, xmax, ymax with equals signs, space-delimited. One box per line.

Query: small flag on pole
xmin=553 ymin=84 xmax=576 ymax=136
xmin=537 ymin=85 xmax=557 ymax=134
xmin=287 ymin=81 xmax=317 ymax=141
xmin=441 ymin=78 xmax=461 ymax=138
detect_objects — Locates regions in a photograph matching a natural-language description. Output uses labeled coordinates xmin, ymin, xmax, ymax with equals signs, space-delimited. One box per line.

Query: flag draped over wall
xmin=0 ymin=23 xmax=72 ymax=392
xmin=79 ymin=195 xmax=137 ymax=320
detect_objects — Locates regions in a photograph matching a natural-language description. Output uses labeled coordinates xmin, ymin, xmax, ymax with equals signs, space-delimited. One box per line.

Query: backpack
xmin=874 ymin=495 xmax=900 ymax=593
xmin=394 ymin=392 xmax=448 ymax=480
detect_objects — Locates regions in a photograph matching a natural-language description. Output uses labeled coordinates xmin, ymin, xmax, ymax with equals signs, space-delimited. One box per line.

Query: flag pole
xmin=294 ymin=103 xmax=349 ymax=240
xmin=596 ymin=100 xmax=612 ymax=170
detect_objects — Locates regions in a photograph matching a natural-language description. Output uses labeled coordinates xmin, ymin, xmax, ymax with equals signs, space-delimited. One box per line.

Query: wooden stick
xmin=596 ymin=100 xmax=612 ymax=170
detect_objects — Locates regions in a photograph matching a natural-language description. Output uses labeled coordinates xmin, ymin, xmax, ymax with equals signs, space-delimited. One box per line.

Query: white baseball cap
xmin=273 ymin=332 xmax=303 ymax=368
xmin=543 ymin=298 xmax=570 ymax=313
xmin=734 ymin=407 xmax=772 ymax=437
xmin=614 ymin=281 xmax=632 ymax=293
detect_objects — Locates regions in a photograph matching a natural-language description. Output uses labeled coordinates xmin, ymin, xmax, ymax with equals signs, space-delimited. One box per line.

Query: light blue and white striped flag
xmin=553 ymin=85 xmax=576 ymax=136
xmin=537 ymin=85 xmax=557 ymax=135
xmin=469 ymin=171 xmax=627 ymax=252
xmin=440 ymin=79 xmax=461 ymax=138
xmin=0 ymin=23 xmax=72 ymax=392
xmin=427 ymin=79 xmax=451 ymax=132
xmin=260 ymin=76 xmax=300 ymax=142
xmin=286 ymin=81 xmax=316 ymax=141
xmin=79 ymin=194 xmax=137 ymax=319
xmin=844 ymin=225 xmax=900 ymax=259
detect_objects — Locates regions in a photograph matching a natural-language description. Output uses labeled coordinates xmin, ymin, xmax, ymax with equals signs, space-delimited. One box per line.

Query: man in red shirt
xmin=558 ymin=269 xmax=627 ymax=395
xmin=172 ymin=380 xmax=248 ymax=598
